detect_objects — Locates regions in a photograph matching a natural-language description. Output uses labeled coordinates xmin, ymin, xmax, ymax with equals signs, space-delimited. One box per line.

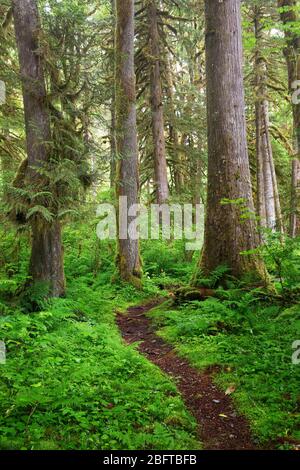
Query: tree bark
xmin=256 ymin=100 xmax=267 ymax=229
xmin=110 ymin=0 xmax=117 ymax=189
xmin=148 ymin=0 xmax=169 ymax=204
xmin=165 ymin=55 xmax=183 ymax=193
xmin=110 ymin=99 xmax=117 ymax=189
xmin=115 ymin=0 xmax=142 ymax=286
xmin=12 ymin=0 xmax=65 ymax=297
xmin=199 ymin=0 xmax=267 ymax=281
xmin=278 ymin=0 xmax=300 ymax=237
xmin=264 ymin=99 xmax=284 ymax=233
xmin=254 ymin=7 xmax=283 ymax=234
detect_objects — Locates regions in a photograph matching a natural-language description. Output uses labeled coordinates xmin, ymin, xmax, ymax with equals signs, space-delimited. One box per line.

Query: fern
xmin=194 ymin=265 xmax=230 ymax=288
xmin=26 ymin=206 xmax=54 ymax=222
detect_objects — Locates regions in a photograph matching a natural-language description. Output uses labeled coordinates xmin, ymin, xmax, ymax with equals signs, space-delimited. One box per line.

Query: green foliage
xmin=193 ymin=265 xmax=231 ymax=288
xmin=0 ymin=224 xmax=199 ymax=451
xmin=19 ymin=282 xmax=53 ymax=313
xmin=262 ymin=232 xmax=300 ymax=293
xmin=142 ymin=239 xmax=196 ymax=287
xmin=0 ymin=0 xmax=299 ymax=452
xmin=150 ymin=286 xmax=300 ymax=446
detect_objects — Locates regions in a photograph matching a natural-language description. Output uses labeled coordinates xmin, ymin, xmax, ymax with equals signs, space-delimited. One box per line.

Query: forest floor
xmin=1 ymin=227 xmax=299 ymax=450
xmin=117 ymin=300 xmax=255 ymax=450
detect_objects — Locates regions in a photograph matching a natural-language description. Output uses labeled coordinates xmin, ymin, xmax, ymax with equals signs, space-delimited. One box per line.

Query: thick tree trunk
xmin=278 ymin=0 xmax=300 ymax=237
xmin=115 ymin=0 xmax=142 ymax=287
xmin=12 ymin=0 xmax=65 ymax=297
xmin=30 ymin=220 xmax=65 ymax=297
xmin=199 ymin=0 xmax=267 ymax=281
xmin=148 ymin=0 xmax=169 ymax=204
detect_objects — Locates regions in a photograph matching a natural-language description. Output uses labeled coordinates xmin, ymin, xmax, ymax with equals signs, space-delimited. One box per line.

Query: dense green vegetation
xmin=150 ymin=295 xmax=300 ymax=446
xmin=0 ymin=220 xmax=200 ymax=450
xmin=1 ymin=0 xmax=300 ymax=454
xmin=0 ymin=212 xmax=299 ymax=449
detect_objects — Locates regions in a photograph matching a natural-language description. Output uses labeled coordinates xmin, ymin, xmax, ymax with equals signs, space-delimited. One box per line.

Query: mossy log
xmin=174 ymin=286 xmax=216 ymax=305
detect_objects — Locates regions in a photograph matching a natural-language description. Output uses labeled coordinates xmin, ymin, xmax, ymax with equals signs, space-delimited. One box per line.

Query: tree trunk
xmin=278 ymin=0 xmax=300 ymax=237
xmin=110 ymin=0 xmax=117 ymax=189
xmin=256 ymin=100 xmax=267 ymax=229
xmin=110 ymin=95 xmax=117 ymax=188
xmin=115 ymin=0 xmax=142 ymax=287
xmin=30 ymin=220 xmax=65 ymax=297
xmin=199 ymin=0 xmax=267 ymax=281
xmin=148 ymin=0 xmax=169 ymax=204
xmin=254 ymin=8 xmax=283 ymax=234
xmin=263 ymin=99 xmax=284 ymax=233
xmin=165 ymin=55 xmax=183 ymax=193
xmin=12 ymin=0 xmax=65 ymax=297
xmin=256 ymin=98 xmax=277 ymax=230
xmin=291 ymin=158 xmax=300 ymax=236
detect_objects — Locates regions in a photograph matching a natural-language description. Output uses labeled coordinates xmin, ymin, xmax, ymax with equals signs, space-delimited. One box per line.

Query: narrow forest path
xmin=117 ymin=300 xmax=257 ymax=450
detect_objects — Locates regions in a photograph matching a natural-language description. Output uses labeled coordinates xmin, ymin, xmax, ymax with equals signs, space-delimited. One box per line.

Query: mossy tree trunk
xmin=12 ymin=0 xmax=65 ymax=297
xmin=199 ymin=0 xmax=267 ymax=281
xmin=148 ymin=0 xmax=169 ymax=204
xmin=115 ymin=0 xmax=142 ymax=287
xmin=278 ymin=0 xmax=300 ymax=238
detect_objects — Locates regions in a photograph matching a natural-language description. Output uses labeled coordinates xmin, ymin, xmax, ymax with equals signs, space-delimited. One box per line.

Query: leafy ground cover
xmin=0 ymin=219 xmax=299 ymax=450
xmin=0 ymin=225 xmax=199 ymax=450
xmin=148 ymin=293 xmax=300 ymax=447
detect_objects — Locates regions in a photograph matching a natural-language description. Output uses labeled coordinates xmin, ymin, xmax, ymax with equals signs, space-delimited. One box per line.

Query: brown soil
xmin=117 ymin=300 xmax=257 ymax=450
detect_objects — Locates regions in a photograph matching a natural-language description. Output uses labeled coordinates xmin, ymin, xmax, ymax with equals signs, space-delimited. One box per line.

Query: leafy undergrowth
xmin=149 ymin=293 xmax=300 ymax=448
xmin=0 ymin=226 xmax=200 ymax=450
xmin=142 ymin=239 xmax=196 ymax=289
xmin=1 ymin=218 xmax=299 ymax=450
xmin=0 ymin=279 xmax=201 ymax=450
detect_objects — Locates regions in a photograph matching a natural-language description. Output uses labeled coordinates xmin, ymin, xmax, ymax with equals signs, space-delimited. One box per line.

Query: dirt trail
xmin=117 ymin=300 xmax=257 ymax=450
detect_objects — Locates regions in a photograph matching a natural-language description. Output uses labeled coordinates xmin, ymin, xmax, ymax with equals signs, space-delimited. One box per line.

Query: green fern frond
xmin=26 ymin=206 xmax=54 ymax=222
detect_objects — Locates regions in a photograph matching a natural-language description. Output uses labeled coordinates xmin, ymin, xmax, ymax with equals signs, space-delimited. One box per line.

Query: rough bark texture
xmin=254 ymin=10 xmax=283 ymax=233
xmin=12 ymin=0 xmax=65 ymax=297
xmin=278 ymin=0 xmax=300 ymax=237
xmin=115 ymin=0 xmax=142 ymax=286
xmin=29 ymin=220 xmax=65 ymax=297
xmin=200 ymin=0 xmax=267 ymax=281
xmin=148 ymin=0 xmax=169 ymax=204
